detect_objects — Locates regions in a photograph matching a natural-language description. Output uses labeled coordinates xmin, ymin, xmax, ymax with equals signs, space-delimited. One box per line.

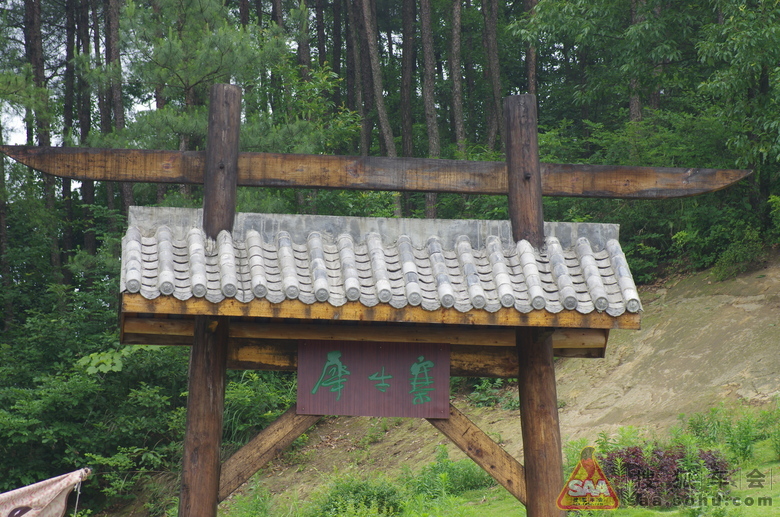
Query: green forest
xmin=1 ymin=0 xmax=779 ymax=512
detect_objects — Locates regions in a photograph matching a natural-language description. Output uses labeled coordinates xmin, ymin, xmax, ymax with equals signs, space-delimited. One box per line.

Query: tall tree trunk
xmin=64 ymin=0 xmax=76 ymax=143
xmin=386 ymin=27 xmax=393 ymax=57
xmin=95 ymin=0 xmax=110 ymax=133
xmin=78 ymin=0 xmax=92 ymax=141
xmin=345 ymin=0 xmax=357 ymax=113
xmin=255 ymin=0 xmax=263 ymax=26
xmin=359 ymin=0 xmax=396 ymax=157
xmin=93 ymin=0 xmax=116 ymax=237
xmin=107 ymin=0 xmax=124 ymax=131
xmin=272 ymin=0 xmax=283 ymax=26
xmin=297 ymin=0 xmax=311 ymax=80
xmin=419 ymin=0 xmax=439 ymax=218
xmin=629 ymin=0 xmax=643 ymax=122
xmin=524 ymin=0 xmax=537 ymax=95
xmin=351 ymin=0 xmax=373 ymax=154
xmin=481 ymin=0 xmax=502 ymax=150
xmin=0 ymin=129 xmax=13 ymax=328
xmin=62 ymin=0 xmax=77 ymax=283
xmin=155 ymin=91 xmax=168 ymax=204
xmin=315 ymin=0 xmax=327 ymax=66
xmin=358 ymin=0 xmax=401 ymax=215
xmin=462 ymin=0 xmax=476 ymax=142
xmin=106 ymin=0 xmax=132 ymax=212
xmin=401 ymin=0 xmax=415 ymax=158
xmin=239 ymin=0 xmax=250 ymax=27
xmin=269 ymin=0 xmax=284 ymax=115
xmin=25 ymin=0 xmax=61 ymax=279
xmin=450 ymin=0 xmax=466 ymax=154
xmin=332 ymin=0 xmax=343 ymax=106
xmin=419 ymin=0 xmax=439 ymax=158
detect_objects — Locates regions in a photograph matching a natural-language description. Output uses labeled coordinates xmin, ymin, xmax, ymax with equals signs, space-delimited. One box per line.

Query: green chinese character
xmin=312 ymin=350 xmax=350 ymax=401
xmin=369 ymin=367 xmax=393 ymax=392
xmin=409 ymin=355 xmax=435 ymax=405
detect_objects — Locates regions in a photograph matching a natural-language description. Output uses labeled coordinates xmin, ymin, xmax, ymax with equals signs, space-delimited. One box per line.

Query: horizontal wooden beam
xmin=1 ymin=145 xmax=750 ymax=198
xmin=121 ymin=294 xmax=640 ymax=330
xmin=219 ymin=341 xmax=532 ymax=377
xmin=119 ymin=332 xmax=605 ymax=369
xmin=427 ymin=404 xmax=527 ymax=505
xmin=122 ymin=317 xmax=608 ymax=349
xmin=121 ymin=316 xmax=608 ymax=370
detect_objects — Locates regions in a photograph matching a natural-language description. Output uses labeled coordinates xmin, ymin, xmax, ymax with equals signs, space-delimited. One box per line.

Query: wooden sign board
xmin=297 ymin=341 xmax=450 ymax=418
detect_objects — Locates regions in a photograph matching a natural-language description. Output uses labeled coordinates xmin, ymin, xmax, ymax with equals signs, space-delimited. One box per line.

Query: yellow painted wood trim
xmin=121 ymin=293 xmax=640 ymax=330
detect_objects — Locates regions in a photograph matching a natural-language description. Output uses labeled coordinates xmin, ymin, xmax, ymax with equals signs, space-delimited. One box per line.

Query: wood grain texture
xmin=203 ymin=85 xmax=241 ymax=237
xmin=218 ymin=405 xmax=320 ymax=501
xmin=517 ymin=328 xmax=565 ymax=517
xmin=180 ymin=84 xmax=242 ymax=517
xmin=427 ymin=404 xmax=527 ymax=504
xmin=179 ymin=316 xmax=229 ymax=517
xmin=121 ymin=317 xmax=608 ymax=349
xmin=119 ymin=336 xmax=603 ymax=370
xmin=120 ymin=294 xmax=641 ymax=330
xmin=0 ymin=145 xmax=750 ymax=198
xmin=506 ymin=95 xmax=544 ymax=245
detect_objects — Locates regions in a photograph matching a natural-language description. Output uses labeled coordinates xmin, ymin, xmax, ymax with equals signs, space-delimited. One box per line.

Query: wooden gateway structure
xmin=1 ymin=85 xmax=750 ymax=517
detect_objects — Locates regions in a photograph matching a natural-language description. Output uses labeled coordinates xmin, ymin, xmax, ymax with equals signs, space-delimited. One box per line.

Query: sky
xmin=2 ymin=111 xmax=28 ymax=145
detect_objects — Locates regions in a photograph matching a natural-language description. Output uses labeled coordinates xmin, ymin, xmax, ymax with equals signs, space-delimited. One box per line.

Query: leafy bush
xmin=771 ymin=428 xmax=780 ymax=461
xmin=711 ymin=226 xmax=765 ymax=281
xmin=467 ymin=378 xmax=505 ymax=407
xmin=600 ymin=444 xmax=732 ymax=507
xmin=307 ymin=475 xmax=403 ymax=517
xmin=408 ymin=446 xmax=495 ymax=498
xmin=223 ymin=371 xmax=297 ymax=449
xmin=683 ymin=405 xmax=759 ymax=463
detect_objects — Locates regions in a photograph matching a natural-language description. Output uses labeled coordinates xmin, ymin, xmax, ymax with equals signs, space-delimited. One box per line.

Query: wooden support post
xmin=219 ymin=406 xmax=321 ymax=501
xmin=179 ymin=317 xmax=230 ymax=517
xmin=505 ymin=94 xmax=544 ymax=247
xmin=179 ymin=84 xmax=242 ymax=517
xmin=203 ymin=85 xmax=242 ymax=237
xmin=517 ymin=328 xmax=564 ymax=517
xmin=427 ymin=404 xmax=527 ymax=504
xmin=506 ymin=94 xmax=564 ymax=517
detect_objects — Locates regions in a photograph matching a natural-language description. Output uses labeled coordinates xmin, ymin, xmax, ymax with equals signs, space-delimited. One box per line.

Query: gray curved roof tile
xmin=120 ymin=207 xmax=642 ymax=316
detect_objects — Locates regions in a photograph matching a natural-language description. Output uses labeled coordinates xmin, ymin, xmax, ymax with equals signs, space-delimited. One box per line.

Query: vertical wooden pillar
xmin=179 ymin=84 xmax=242 ymax=517
xmin=505 ymin=94 xmax=565 ymax=517
xmin=517 ymin=328 xmax=564 ymax=517
xmin=505 ymin=94 xmax=543 ymax=247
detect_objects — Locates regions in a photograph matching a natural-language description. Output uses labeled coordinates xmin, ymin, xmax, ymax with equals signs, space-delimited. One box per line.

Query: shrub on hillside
xmin=307 ymin=476 xmax=403 ymax=517
xmin=599 ymin=445 xmax=732 ymax=507
xmin=408 ymin=445 xmax=495 ymax=498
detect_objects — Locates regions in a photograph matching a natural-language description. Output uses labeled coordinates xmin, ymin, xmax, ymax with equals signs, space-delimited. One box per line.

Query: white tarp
xmin=0 ymin=469 xmax=91 ymax=517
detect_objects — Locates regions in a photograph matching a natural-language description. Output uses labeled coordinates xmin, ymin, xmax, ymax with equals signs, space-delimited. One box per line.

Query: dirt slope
xmin=233 ymin=255 xmax=780 ymax=505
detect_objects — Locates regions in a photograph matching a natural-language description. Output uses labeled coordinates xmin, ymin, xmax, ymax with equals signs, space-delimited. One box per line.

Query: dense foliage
xmin=1 ymin=0 xmax=780 ymax=511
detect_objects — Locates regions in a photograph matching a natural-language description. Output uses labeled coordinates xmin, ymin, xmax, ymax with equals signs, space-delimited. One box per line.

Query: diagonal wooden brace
xmin=427 ymin=403 xmax=527 ymax=505
xmin=219 ymin=405 xmax=321 ymax=501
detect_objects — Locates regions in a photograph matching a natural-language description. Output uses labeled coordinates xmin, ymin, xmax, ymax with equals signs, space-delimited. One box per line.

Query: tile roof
xmin=121 ymin=207 xmax=641 ymax=317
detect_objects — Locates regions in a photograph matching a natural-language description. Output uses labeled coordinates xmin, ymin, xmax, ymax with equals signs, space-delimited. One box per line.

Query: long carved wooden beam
xmin=0 ymin=145 xmax=750 ymax=199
